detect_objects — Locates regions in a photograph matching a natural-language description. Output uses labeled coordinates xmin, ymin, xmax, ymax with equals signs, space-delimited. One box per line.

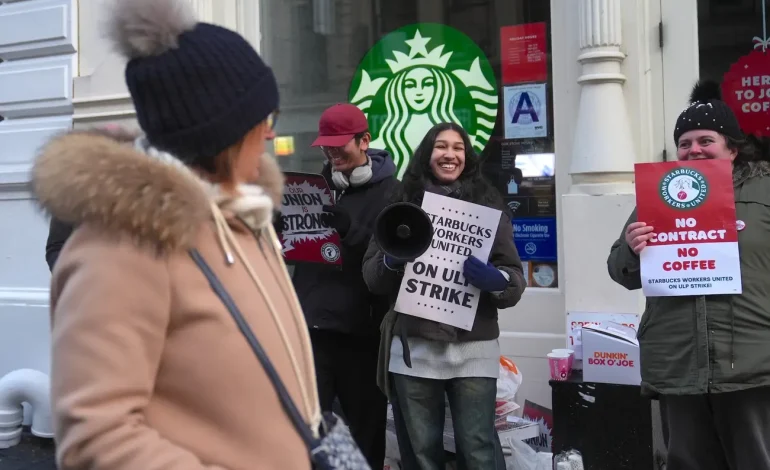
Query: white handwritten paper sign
xmin=394 ymin=192 xmax=502 ymax=330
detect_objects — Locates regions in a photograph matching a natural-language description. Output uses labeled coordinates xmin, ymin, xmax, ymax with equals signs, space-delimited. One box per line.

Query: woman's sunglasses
xmin=267 ymin=111 xmax=279 ymax=131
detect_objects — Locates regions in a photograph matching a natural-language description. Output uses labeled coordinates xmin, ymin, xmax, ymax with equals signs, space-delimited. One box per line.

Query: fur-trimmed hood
xmin=31 ymin=128 xmax=285 ymax=253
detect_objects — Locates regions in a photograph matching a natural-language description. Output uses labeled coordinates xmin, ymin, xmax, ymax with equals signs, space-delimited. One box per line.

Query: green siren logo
xmin=349 ymin=24 xmax=498 ymax=179
xmin=660 ymin=168 xmax=709 ymax=210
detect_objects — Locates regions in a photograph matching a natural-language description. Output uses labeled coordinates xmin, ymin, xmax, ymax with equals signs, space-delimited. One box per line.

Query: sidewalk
xmin=0 ymin=431 xmax=56 ymax=470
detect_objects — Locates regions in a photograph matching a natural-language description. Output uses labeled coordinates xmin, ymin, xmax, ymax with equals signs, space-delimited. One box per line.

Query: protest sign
xmin=277 ymin=172 xmax=342 ymax=266
xmin=394 ymin=192 xmax=502 ymax=330
xmin=522 ymin=400 xmax=553 ymax=453
xmin=634 ymin=160 xmax=741 ymax=297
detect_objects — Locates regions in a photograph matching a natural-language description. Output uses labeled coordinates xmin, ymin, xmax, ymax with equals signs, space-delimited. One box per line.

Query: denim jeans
xmin=391 ymin=373 xmax=505 ymax=470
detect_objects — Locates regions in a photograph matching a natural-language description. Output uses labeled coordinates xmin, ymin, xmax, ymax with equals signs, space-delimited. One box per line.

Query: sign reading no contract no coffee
xmin=634 ymin=159 xmax=742 ymax=297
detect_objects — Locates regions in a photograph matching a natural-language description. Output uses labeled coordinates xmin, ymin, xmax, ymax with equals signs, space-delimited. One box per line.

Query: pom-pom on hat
xmin=673 ymin=79 xmax=743 ymax=144
xmin=106 ymin=0 xmax=279 ymax=172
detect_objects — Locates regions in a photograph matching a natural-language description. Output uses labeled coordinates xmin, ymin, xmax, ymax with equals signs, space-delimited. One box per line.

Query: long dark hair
xmin=391 ymin=122 xmax=505 ymax=211
xmin=686 ymin=80 xmax=770 ymax=166
xmin=730 ymin=134 xmax=770 ymax=165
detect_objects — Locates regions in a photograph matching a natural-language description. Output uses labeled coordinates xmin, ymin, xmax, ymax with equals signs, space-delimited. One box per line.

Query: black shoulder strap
xmin=188 ymin=249 xmax=318 ymax=449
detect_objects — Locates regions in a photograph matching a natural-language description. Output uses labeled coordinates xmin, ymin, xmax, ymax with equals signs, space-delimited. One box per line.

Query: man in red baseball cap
xmin=311 ymin=103 xmax=369 ymax=146
xmin=311 ymin=103 xmax=372 ymax=175
xmin=291 ymin=103 xmax=397 ymax=469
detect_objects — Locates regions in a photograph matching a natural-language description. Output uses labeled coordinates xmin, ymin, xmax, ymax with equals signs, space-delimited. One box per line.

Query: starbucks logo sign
xmin=660 ymin=168 xmax=709 ymax=210
xmin=349 ymin=24 xmax=498 ymax=179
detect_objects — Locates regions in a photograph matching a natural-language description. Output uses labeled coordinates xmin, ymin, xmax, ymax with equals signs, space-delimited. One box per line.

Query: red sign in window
xmin=722 ymin=49 xmax=770 ymax=137
xmin=500 ymin=23 xmax=548 ymax=85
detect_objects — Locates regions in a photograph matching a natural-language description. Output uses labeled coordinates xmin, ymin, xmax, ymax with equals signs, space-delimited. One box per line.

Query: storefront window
xmin=699 ymin=0 xmax=770 ymax=139
xmin=260 ymin=0 xmax=557 ymax=288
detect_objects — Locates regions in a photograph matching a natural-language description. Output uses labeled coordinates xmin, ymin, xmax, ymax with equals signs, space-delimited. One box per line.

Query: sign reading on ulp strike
xmin=634 ymin=160 xmax=742 ymax=297
xmin=394 ymin=192 xmax=501 ymax=330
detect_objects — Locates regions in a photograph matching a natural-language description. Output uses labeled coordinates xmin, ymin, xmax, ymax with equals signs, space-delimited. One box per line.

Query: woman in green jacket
xmin=608 ymin=80 xmax=770 ymax=470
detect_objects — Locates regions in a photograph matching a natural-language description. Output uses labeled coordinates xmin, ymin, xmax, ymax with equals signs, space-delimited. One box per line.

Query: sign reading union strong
xmin=349 ymin=24 xmax=499 ymax=179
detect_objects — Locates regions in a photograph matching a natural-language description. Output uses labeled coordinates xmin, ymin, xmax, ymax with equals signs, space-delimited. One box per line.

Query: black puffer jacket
xmin=292 ymin=149 xmax=398 ymax=337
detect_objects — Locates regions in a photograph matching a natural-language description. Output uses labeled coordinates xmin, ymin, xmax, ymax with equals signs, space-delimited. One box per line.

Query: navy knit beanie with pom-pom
xmin=106 ymin=0 xmax=279 ymax=172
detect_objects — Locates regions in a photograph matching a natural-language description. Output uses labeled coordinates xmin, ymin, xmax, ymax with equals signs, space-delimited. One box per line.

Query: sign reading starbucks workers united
xmin=349 ymin=24 xmax=499 ymax=179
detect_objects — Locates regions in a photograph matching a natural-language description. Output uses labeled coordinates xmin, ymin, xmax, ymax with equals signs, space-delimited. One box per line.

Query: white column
xmin=570 ymin=0 xmax=636 ymax=195
xmin=237 ymin=0 xmax=261 ymax=51
xmin=187 ymin=0 xmax=214 ymax=23
xmin=559 ymin=0 xmax=645 ymax=317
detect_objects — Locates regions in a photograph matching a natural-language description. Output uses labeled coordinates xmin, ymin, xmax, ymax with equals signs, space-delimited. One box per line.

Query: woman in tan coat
xmin=30 ymin=0 xmax=321 ymax=468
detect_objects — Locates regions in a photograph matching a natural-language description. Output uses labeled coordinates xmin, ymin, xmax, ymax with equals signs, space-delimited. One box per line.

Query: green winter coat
xmin=607 ymin=162 xmax=770 ymax=397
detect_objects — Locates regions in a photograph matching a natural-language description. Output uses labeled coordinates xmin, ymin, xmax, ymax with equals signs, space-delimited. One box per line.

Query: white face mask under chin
xmin=331 ymin=156 xmax=373 ymax=190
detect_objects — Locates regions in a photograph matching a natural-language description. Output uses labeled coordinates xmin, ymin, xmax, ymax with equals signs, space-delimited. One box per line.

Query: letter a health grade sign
xmin=634 ymin=160 xmax=742 ymax=297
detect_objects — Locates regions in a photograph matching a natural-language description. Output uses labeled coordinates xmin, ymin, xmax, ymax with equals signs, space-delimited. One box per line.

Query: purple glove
xmin=463 ymin=256 xmax=508 ymax=292
xmin=384 ymin=255 xmax=414 ymax=271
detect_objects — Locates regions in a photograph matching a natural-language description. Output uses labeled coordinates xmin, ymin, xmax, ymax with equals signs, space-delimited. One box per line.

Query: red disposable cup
xmin=547 ymin=352 xmax=571 ymax=381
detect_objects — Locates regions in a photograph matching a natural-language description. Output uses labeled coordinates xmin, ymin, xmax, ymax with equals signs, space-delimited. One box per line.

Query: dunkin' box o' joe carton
xmin=582 ymin=322 xmax=642 ymax=386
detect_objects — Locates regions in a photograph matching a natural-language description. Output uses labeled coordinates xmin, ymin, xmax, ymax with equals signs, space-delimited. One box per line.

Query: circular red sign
xmin=722 ymin=50 xmax=770 ymax=137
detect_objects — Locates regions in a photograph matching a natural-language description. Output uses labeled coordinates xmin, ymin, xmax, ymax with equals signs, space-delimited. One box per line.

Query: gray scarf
xmin=424 ymin=179 xmax=462 ymax=198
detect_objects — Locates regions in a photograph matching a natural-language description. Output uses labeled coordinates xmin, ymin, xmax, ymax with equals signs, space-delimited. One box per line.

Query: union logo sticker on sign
xmin=659 ymin=167 xmax=709 ymax=210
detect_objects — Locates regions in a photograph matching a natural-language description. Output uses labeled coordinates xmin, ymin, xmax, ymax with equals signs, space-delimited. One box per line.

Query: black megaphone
xmin=373 ymin=202 xmax=434 ymax=262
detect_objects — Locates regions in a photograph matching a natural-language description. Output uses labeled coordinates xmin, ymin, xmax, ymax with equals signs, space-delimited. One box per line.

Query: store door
xmin=660 ymin=0 xmax=699 ymax=158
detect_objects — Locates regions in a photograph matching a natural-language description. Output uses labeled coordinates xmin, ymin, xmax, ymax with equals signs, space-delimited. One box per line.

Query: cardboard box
xmin=582 ymin=322 xmax=641 ymax=386
xmin=566 ymin=311 xmax=640 ymax=363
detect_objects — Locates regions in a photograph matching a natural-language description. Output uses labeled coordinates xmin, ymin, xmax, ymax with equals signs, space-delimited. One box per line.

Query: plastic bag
xmin=506 ymin=438 xmax=552 ymax=470
xmin=498 ymin=356 xmax=523 ymax=399
xmin=554 ymin=449 xmax=585 ymax=470
xmin=385 ymin=405 xmax=401 ymax=461
xmin=496 ymin=356 xmax=523 ymax=424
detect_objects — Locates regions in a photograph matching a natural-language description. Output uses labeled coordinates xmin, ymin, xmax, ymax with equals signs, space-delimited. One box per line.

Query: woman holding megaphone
xmin=363 ymin=122 xmax=526 ymax=470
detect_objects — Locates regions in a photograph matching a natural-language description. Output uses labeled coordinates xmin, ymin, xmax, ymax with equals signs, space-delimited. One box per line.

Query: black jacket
xmin=46 ymin=217 xmax=74 ymax=272
xmin=291 ymin=149 xmax=398 ymax=336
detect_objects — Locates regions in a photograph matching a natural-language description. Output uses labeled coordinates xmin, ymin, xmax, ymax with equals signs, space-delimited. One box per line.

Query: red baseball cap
xmin=311 ymin=103 xmax=369 ymax=147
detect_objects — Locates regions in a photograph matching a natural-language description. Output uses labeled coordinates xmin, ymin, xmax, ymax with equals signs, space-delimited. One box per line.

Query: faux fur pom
xmin=106 ymin=0 xmax=197 ymax=59
xmin=689 ymin=79 xmax=723 ymax=104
